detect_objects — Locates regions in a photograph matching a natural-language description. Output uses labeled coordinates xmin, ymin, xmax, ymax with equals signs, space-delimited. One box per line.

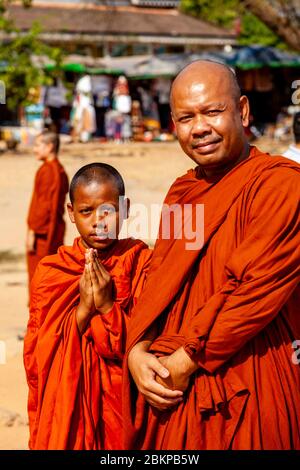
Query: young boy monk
xmin=23 ymin=162 xmax=152 ymax=450
xmin=26 ymin=130 xmax=69 ymax=286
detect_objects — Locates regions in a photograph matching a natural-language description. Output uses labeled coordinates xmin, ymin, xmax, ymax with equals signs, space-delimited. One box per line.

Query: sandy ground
xmin=0 ymin=137 xmax=290 ymax=449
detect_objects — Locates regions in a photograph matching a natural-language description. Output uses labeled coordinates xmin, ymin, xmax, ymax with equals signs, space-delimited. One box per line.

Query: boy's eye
xmin=97 ymin=205 xmax=116 ymax=217
xmin=80 ymin=209 xmax=92 ymax=214
xmin=99 ymin=209 xmax=114 ymax=217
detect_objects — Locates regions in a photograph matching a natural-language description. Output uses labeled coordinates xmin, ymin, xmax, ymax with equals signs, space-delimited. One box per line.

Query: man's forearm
xmin=175 ymin=346 xmax=199 ymax=377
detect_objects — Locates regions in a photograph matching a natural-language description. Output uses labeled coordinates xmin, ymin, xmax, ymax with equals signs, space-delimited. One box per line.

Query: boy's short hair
xmin=293 ymin=112 xmax=300 ymax=144
xmin=38 ymin=130 xmax=60 ymax=154
xmin=69 ymin=162 xmax=125 ymax=204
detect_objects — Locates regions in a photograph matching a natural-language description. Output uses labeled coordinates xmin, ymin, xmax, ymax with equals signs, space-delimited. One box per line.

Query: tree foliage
xmin=0 ymin=1 xmax=63 ymax=111
xmin=239 ymin=11 xmax=281 ymax=47
xmin=180 ymin=0 xmax=285 ymax=48
xmin=242 ymin=0 xmax=300 ymax=52
xmin=181 ymin=0 xmax=239 ymax=28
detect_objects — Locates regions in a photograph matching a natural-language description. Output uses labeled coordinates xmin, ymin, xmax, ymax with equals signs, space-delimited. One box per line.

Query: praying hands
xmin=76 ymin=248 xmax=113 ymax=333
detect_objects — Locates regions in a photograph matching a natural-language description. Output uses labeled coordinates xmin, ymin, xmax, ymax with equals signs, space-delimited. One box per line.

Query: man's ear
xmin=239 ymin=95 xmax=250 ymax=128
xmin=67 ymin=202 xmax=75 ymax=223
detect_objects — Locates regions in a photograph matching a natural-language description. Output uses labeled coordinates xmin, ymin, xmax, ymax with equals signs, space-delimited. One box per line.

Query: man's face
xmin=33 ymin=136 xmax=53 ymax=161
xmin=67 ymin=181 xmax=128 ymax=251
xmin=171 ymin=72 xmax=249 ymax=174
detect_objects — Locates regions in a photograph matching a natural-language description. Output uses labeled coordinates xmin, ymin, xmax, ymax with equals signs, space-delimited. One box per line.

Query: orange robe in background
xmin=123 ymin=146 xmax=300 ymax=450
xmin=24 ymin=237 xmax=152 ymax=450
xmin=27 ymin=159 xmax=69 ymax=284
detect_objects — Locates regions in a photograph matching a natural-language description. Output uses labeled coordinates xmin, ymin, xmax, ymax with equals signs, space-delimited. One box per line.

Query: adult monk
xmin=26 ymin=130 xmax=69 ymax=286
xmin=124 ymin=61 xmax=300 ymax=450
xmin=24 ymin=163 xmax=152 ymax=449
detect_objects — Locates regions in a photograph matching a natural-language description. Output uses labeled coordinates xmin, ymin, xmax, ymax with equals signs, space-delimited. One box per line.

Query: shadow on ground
xmin=0 ymin=251 xmax=24 ymax=264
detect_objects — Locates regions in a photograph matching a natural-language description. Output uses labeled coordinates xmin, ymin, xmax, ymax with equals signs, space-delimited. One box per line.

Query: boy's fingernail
xmin=161 ymin=368 xmax=169 ymax=378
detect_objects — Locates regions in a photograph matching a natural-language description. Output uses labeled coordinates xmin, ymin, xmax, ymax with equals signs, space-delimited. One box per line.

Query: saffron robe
xmin=24 ymin=237 xmax=152 ymax=450
xmin=123 ymin=146 xmax=300 ymax=450
xmin=27 ymin=159 xmax=69 ymax=283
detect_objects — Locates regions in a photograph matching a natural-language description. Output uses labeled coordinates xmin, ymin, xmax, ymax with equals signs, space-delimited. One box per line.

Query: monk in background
xmin=24 ymin=163 xmax=152 ymax=449
xmin=124 ymin=61 xmax=300 ymax=450
xmin=26 ymin=130 xmax=69 ymax=286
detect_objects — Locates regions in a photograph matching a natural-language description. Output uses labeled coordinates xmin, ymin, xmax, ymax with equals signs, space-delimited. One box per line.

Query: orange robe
xmin=24 ymin=237 xmax=152 ymax=450
xmin=27 ymin=159 xmax=69 ymax=284
xmin=123 ymin=146 xmax=300 ymax=450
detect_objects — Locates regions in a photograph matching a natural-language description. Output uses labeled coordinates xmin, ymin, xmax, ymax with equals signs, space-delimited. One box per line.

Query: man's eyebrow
xmin=202 ymin=102 xmax=226 ymax=109
xmin=213 ymin=102 xmax=226 ymax=106
xmin=176 ymin=101 xmax=226 ymax=111
xmin=77 ymin=204 xmax=93 ymax=208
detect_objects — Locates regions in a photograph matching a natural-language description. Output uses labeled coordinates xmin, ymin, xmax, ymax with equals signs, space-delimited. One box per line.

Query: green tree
xmin=242 ymin=0 xmax=300 ymax=52
xmin=0 ymin=1 xmax=63 ymax=111
xmin=239 ymin=11 xmax=281 ymax=47
xmin=180 ymin=0 xmax=284 ymax=48
xmin=181 ymin=0 xmax=238 ymax=28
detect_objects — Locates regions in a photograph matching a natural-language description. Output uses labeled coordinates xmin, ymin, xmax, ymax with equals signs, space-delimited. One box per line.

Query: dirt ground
xmin=0 ymin=137 xmax=290 ymax=449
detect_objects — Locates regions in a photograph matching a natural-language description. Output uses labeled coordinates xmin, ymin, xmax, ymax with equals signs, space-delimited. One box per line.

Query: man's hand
xmin=89 ymin=249 xmax=114 ymax=314
xmin=156 ymin=347 xmax=199 ymax=392
xmin=128 ymin=342 xmax=184 ymax=411
xmin=26 ymin=229 xmax=35 ymax=253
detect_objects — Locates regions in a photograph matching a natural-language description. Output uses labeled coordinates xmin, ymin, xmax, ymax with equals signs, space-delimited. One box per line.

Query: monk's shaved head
xmin=170 ymin=59 xmax=250 ymax=176
xmin=170 ymin=60 xmax=241 ymax=111
xmin=70 ymin=163 xmax=125 ymax=204
xmin=37 ymin=130 xmax=60 ymax=154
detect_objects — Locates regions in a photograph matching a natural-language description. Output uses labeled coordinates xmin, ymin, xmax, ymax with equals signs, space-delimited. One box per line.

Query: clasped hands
xmin=128 ymin=343 xmax=198 ymax=411
xmin=76 ymin=248 xmax=113 ymax=333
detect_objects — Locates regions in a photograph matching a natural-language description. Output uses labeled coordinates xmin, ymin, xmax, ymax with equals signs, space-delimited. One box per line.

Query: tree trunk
xmin=242 ymin=0 xmax=300 ymax=51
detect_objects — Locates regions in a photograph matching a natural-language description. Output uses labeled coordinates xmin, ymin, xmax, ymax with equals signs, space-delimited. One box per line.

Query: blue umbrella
xmin=225 ymin=45 xmax=300 ymax=69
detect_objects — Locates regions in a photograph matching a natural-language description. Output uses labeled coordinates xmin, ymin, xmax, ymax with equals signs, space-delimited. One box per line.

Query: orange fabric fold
xmin=27 ymin=159 xmax=69 ymax=283
xmin=123 ymin=146 xmax=300 ymax=450
xmin=24 ymin=237 xmax=151 ymax=449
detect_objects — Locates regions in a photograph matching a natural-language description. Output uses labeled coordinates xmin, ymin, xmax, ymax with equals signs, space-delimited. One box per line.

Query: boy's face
xmin=67 ymin=181 xmax=128 ymax=251
xmin=33 ymin=136 xmax=53 ymax=161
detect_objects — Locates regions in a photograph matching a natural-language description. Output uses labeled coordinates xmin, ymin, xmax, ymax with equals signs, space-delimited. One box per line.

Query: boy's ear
xmin=119 ymin=196 xmax=130 ymax=221
xmin=67 ymin=202 xmax=75 ymax=223
xmin=124 ymin=197 xmax=130 ymax=219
